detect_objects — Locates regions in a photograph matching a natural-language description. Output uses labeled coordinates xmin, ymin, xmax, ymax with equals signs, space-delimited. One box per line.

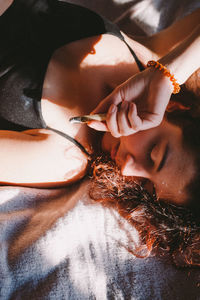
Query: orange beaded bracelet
xmin=147 ymin=60 xmax=180 ymax=94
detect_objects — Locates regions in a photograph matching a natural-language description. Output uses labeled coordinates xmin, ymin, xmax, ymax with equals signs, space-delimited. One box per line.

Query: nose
xmin=119 ymin=154 xmax=150 ymax=178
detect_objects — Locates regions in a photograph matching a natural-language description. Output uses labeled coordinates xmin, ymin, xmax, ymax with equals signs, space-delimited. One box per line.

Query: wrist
xmin=147 ymin=61 xmax=179 ymax=94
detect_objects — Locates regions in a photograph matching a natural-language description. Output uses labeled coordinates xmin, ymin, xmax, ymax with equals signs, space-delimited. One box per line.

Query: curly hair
xmin=89 ymin=87 xmax=200 ymax=267
xmin=89 ymin=155 xmax=200 ymax=267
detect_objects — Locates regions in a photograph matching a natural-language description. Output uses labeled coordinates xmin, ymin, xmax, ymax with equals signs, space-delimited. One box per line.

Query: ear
xmin=166 ymin=101 xmax=190 ymax=112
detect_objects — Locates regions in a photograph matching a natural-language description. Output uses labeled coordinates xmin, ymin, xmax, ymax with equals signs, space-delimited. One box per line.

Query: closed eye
xmin=147 ymin=143 xmax=156 ymax=164
xmin=157 ymin=144 xmax=169 ymax=172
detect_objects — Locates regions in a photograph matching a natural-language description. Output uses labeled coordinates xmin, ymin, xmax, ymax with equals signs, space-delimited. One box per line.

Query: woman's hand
xmin=88 ymin=21 xmax=200 ymax=138
xmin=88 ymin=67 xmax=173 ymax=137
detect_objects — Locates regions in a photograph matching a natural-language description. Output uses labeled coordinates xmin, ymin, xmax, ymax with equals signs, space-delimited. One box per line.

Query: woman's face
xmin=102 ymin=119 xmax=196 ymax=205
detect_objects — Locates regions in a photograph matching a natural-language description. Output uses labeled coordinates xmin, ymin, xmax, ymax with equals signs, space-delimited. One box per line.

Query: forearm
xmin=159 ymin=24 xmax=200 ymax=85
xmin=148 ymin=8 xmax=200 ymax=57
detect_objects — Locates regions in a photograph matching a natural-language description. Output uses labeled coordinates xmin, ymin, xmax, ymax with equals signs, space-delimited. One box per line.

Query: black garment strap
xmin=117 ymin=31 xmax=145 ymax=72
xmin=46 ymin=126 xmax=91 ymax=158
xmin=102 ymin=17 xmax=145 ymax=72
xmin=110 ymin=31 xmax=145 ymax=71
xmin=123 ymin=39 xmax=145 ymax=72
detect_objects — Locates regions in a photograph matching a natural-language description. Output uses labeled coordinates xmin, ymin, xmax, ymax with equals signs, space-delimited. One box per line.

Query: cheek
xmin=101 ymin=133 xmax=117 ymax=152
xmin=155 ymin=181 xmax=171 ymax=198
xmin=154 ymin=170 xmax=179 ymax=199
xmin=101 ymin=133 xmax=111 ymax=152
xmin=154 ymin=180 xmax=188 ymax=205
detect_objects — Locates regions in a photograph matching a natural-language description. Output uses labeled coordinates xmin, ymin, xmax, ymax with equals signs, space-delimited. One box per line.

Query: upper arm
xmin=0 ymin=129 xmax=88 ymax=187
xmin=0 ymin=129 xmax=51 ymax=186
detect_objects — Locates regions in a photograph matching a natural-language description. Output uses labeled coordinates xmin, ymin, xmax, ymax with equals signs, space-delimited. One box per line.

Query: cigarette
xmin=69 ymin=113 xmax=106 ymax=124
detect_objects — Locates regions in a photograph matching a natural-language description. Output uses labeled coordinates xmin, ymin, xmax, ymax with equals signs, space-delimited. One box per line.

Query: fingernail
xmin=109 ymin=104 xmax=116 ymax=113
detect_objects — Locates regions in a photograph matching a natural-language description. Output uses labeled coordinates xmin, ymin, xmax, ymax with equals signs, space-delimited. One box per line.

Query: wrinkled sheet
xmin=1 ymin=0 xmax=200 ymax=299
xmin=1 ymin=182 xmax=200 ymax=300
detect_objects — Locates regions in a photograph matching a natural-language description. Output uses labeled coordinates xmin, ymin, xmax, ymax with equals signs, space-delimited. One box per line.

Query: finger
xmin=128 ymin=102 xmax=142 ymax=132
xmin=118 ymin=101 xmax=133 ymax=136
xmin=106 ymin=104 xmax=121 ymax=138
xmin=91 ymin=87 xmax=124 ymax=115
xmin=87 ymin=120 xmax=108 ymax=131
xmin=91 ymin=77 xmax=138 ymax=115
xmin=91 ymin=71 xmax=147 ymax=115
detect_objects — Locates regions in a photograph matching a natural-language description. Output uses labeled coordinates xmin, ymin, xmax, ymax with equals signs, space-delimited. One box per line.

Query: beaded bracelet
xmin=147 ymin=60 xmax=180 ymax=94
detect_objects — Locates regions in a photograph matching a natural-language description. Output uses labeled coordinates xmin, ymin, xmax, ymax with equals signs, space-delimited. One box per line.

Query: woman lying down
xmin=0 ymin=0 xmax=200 ymax=266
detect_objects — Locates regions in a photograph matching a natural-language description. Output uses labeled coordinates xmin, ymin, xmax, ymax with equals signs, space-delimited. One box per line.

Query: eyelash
xmin=147 ymin=143 xmax=156 ymax=164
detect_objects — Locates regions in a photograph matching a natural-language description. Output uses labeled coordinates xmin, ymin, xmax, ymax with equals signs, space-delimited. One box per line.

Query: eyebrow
xmin=157 ymin=144 xmax=169 ymax=172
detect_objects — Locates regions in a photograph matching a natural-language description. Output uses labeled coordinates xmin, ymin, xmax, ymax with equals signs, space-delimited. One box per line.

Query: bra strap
xmin=46 ymin=126 xmax=91 ymax=158
xmin=123 ymin=39 xmax=145 ymax=72
xmin=104 ymin=18 xmax=145 ymax=72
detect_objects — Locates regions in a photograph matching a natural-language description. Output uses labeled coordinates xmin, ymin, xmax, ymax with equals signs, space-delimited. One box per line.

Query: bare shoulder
xmin=0 ymin=0 xmax=14 ymax=16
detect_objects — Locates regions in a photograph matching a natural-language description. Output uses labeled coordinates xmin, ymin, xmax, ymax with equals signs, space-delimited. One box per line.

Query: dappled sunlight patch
xmin=0 ymin=188 xmax=20 ymax=205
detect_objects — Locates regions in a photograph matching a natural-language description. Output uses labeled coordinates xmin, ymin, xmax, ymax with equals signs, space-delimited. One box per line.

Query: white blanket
xmin=1 ymin=181 xmax=200 ymax=299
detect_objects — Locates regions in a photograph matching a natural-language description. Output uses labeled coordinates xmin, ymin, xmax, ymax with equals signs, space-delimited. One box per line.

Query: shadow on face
xmin=102 ymin=118 xmax=196 ymax=206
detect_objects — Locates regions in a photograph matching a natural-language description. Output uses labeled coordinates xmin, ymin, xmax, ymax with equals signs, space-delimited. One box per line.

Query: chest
xmin=41 ymin=34 xmax=138 ymax=136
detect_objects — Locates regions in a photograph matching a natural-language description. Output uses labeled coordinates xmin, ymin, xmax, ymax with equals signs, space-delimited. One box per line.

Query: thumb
xmin=91 ymin=85 xmax=125 ymax=114
xmin=87 ymin=120 xmax=108 ymax=131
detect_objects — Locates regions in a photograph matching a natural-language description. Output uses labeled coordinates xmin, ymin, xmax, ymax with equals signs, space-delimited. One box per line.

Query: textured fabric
xmin=0 ymin=182 xmax=200 ymax=300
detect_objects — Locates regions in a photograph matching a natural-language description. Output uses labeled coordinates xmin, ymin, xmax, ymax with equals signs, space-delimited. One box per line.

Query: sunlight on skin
xmin=80 ymin=36 xmax=126 ymax=68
